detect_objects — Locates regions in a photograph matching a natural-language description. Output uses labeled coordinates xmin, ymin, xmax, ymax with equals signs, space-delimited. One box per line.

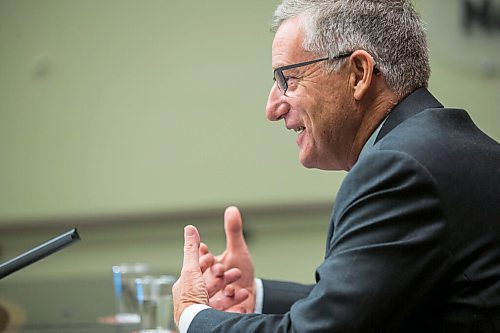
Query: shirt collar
xmin=358 ymin=116 xmax=388 ymax=159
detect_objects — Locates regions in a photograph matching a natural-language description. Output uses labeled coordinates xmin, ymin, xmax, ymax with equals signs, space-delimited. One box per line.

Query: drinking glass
xmin=136 ymin=275 xmax=177 ymax=332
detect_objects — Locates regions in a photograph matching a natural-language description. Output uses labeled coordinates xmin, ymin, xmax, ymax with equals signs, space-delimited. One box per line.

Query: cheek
xmin=311 ymin=99 xmax=350 ymax=148
xmin=315 ymin=122 xmax=337 ymax=150
xmin=299 ymin=87 xmax=344 ymax=143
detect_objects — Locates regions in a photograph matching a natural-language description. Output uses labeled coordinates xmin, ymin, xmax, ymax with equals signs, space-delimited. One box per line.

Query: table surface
xmin=0 ymin=277 xmax=142 ymax=332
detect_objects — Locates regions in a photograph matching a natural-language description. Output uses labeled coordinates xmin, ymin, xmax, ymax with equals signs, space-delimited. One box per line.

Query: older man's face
xmin=265 ymin=17 xmax=362 ymax=171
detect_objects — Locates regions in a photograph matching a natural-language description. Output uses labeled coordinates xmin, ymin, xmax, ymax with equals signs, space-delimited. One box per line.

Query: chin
xmin=300 ymin=152 xmax=343 ymax=171
xmin=300 ymin=161 xmax=317 ymax=169
xmin=299 ymin=153 xmax=318 ymax=169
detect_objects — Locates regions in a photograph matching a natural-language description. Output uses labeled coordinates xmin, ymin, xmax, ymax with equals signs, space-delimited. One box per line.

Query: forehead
xmin=271 ymin=17 xmax=308 ymax=68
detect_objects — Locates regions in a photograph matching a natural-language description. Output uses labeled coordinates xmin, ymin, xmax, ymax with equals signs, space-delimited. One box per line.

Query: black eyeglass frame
xmin=273 ymin=51 xmax=354 ymax=94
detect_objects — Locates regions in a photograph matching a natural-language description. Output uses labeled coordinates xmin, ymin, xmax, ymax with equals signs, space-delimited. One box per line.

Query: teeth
xmin=294 ymin=126 xmax=305 ymax=132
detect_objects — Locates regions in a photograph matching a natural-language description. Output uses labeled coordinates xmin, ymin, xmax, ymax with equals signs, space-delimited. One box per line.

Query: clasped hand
xmin=173 ymin=206 xmax=256 ymax=326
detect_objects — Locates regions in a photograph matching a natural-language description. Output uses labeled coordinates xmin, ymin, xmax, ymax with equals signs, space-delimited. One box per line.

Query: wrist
xmin=178 ymin=304 xmax=211 ymax=333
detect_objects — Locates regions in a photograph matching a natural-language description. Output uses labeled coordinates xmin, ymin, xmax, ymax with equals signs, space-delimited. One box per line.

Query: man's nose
xmin=265 ymin=84 xmax=289 ymax=121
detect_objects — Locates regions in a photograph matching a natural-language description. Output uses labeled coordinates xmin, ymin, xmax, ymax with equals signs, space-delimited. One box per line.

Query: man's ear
xmin=349 ymin=50 xmax=377 ymax=101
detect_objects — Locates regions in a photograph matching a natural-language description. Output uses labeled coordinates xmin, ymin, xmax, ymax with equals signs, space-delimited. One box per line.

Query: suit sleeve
xmin=188 ymin=151 xmax=451 ymax=333
xmin=261 ymin=279 xmax=313 ymax=314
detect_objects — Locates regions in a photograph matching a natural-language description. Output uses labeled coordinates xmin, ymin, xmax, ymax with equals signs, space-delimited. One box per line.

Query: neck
xmin=346 ymin=87 xmax=399 ymax=170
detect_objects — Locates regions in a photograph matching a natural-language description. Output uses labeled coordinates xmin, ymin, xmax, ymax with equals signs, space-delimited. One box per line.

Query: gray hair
xmin=271 ymin=0 xmax=430 ymax=99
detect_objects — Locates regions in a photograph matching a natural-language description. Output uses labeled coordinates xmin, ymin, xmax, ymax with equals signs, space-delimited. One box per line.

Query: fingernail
xmin=185 ymin=225 xmax=194 ymax=236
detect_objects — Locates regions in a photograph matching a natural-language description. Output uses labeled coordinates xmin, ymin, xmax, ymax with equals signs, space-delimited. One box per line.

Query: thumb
xmin=224 ymin=206 xmax=247 ymax=251
xmin=183 ymin=225 xmax=201 ymax=271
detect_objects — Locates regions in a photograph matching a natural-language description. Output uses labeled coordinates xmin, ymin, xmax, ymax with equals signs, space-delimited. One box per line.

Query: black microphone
xmin=0 ymin=228 xmax=81 ymax=279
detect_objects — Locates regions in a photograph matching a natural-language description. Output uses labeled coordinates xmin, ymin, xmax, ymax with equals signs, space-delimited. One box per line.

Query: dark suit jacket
xmin=188 ymin=88 xmax=500 ymax=332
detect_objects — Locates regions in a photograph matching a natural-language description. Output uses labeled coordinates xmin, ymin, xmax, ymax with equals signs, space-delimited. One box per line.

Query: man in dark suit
xmin=173 ymin=0 xmax=500 ymax=331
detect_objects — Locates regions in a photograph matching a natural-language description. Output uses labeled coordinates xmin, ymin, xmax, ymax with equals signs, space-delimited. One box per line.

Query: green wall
xmin=0 ymin=0 xmax=499 ymax=224
xmin=0 ymin=0 xmax=344 ymax=224
xmin=0 ymin=0 xmax=499 ymax=285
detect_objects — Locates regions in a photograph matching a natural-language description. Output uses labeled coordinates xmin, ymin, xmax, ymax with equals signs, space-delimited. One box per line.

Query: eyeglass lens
xmin=273 ymin=70 xmax=286 ymax=93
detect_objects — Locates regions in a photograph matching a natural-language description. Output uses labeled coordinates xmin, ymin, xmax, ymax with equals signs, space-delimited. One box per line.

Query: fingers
xmin=209 ymin=287 xmax=250 ymax=312
xmin=222 ymin=267 xmax=241 ymax=285
xmin=224 ymin=206 xmax=247 ymax=251
xmin=226 ymin=289 xmax=251 ymax=313
xmin=206 ymin=267 xmax=242 ymax=298
xmin=224 ymin=284 xmax=235 ymax=297
xmin=182 ymin=225 xmax=201 ymax=273
xmin=211 ymin=263 xmax=224 ymax=277
xmin=199 ymin=242 xmax=209 ymax=256
xmin=199 ymin=252 xmax=214 ymax=274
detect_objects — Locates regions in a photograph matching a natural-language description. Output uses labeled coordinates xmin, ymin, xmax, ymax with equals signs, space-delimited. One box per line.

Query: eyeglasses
xmin=273 ymin=51 xmax=353 ymax=95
